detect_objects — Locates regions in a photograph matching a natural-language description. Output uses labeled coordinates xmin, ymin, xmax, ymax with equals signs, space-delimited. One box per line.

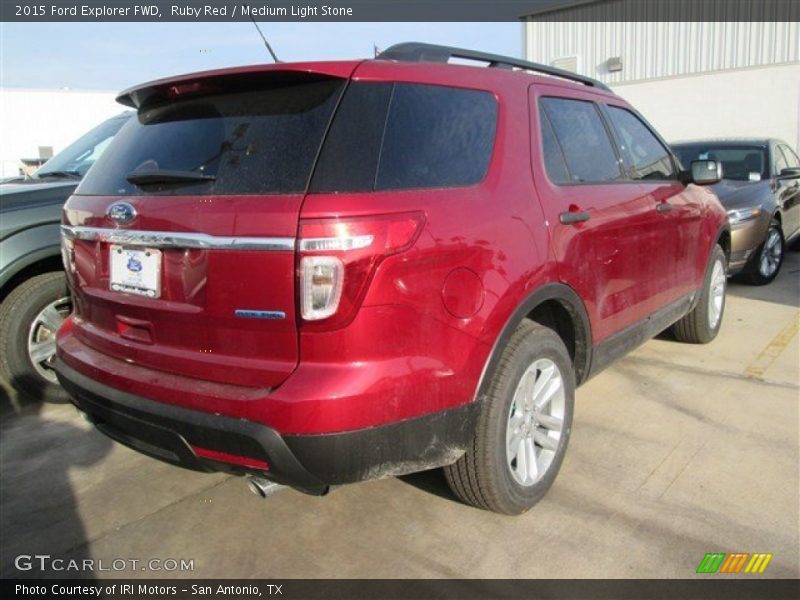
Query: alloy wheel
xmin=27 ymin=297 xmax=71 ymax=383
xmin=505 ymin=358 xmax=565 ymax=486
xmin=707 ymin=259 xmax=726 ymax=330
xmin=758 ymin=228 xmax=783 ymax=278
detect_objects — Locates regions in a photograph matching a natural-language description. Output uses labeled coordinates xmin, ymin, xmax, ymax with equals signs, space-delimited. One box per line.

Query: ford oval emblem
xmin=107 ymin=202 xmax=137 ymax=225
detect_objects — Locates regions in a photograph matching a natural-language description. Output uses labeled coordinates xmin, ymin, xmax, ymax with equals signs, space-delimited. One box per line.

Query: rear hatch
xmin=62 ymin=67 xmax=354 ymax=388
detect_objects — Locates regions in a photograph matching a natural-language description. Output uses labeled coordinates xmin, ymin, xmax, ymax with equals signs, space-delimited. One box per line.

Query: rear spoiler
xmin=116 ymin=61 xmax=361 ymax=109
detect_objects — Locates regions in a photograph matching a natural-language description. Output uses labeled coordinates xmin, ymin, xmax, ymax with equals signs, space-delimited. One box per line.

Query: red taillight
xmin=298 ymin=212 xmax=425 ymax=329
xmin=192 ymin=446 xmax=269 ymax=471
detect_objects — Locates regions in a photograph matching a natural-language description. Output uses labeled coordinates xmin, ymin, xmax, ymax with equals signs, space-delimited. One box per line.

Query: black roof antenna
xmin=249 ymin=17 xmax=280 ymax=63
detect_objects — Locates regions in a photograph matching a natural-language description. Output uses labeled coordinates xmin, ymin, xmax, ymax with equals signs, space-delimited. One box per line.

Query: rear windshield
xmin=673 ymin=144 xmax=768 ymax=181
xmin=77 ymin=76 xmax=345 ymax=196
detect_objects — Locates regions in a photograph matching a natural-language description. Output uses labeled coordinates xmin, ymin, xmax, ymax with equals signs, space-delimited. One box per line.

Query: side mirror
xmin=779 ymin=167 xmax=800 ymax=179
xmin=690 ymin=160 xmax=722 ymax=185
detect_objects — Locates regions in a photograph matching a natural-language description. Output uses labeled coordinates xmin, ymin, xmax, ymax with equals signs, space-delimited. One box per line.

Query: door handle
xmin=559 ymin=211 xmax=590 ymax=225
xmin=656 ymin=203 xmax=673 ymax=213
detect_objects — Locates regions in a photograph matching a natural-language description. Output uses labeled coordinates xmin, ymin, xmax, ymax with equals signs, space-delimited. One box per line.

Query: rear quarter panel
xmin=296 ymin=63 xmax=556 ymax=423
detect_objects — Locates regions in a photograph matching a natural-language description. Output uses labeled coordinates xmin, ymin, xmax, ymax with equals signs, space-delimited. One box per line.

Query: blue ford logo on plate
xmin=126 ymin=256 xmax=143 ymax=272
xmin=107 ymin=202 xmax=137 ymax=224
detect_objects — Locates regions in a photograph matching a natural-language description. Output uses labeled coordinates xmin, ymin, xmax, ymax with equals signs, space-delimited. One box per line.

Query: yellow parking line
xmin=744 ymin=311 xmax=800 ymax=379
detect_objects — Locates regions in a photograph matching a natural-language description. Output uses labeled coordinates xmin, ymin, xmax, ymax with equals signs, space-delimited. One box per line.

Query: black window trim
xmin=303 ymin=78 xmax=353 ymax=195
xmin=536 ymin=94 xmax=627 ymax=187
xmin=599 ymin=102 xmax=681 ymax=184
xmin=372 ymin=82 xmax=396 ymax=191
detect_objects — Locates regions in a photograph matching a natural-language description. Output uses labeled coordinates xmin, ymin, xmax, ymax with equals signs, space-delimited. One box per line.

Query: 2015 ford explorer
xmin=55 ymin=43 xmax=729 ymax=514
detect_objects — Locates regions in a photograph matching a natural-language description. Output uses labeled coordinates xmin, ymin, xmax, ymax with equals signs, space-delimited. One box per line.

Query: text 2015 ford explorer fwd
xmin=55 ymin=44 xmax=728 ymax=514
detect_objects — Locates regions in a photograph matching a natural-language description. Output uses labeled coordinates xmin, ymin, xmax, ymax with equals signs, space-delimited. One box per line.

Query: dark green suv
xmin=0 ymin=112 xmax=130 ymax=401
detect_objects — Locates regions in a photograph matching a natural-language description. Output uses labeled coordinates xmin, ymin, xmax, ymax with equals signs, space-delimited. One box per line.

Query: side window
xmin=312 ymin=83 xmax=497 ymax=192
xmin=774 ymin=147 xmax=789 ymax=174
xmin=539 ymin=111 xmax=570 ymax=184
xmin=376 ymin=84 xmax=497 ymax=190
xmin=605 ymin=106 xmax=676 ymax=180
xmin=779 ymin=145 xmax=800 ymax=169
xmin=539 ymin=97 xmax=621 ymax=183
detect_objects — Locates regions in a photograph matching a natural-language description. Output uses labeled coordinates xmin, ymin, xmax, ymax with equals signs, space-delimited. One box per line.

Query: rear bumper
xmin=55 ymin=358 xmax=478 ymax=491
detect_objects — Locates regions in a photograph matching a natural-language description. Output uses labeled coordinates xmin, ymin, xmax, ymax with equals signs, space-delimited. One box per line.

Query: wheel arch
xmin=474 ymin=282 xmax=593 ymax=404
xmin=0 ymin=247 xmax=63 ymax=304
xmin=715 ymin=224 xmax=731 ymax=263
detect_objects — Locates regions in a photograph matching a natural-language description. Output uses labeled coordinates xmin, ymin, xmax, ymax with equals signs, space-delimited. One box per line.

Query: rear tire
xmin=742 ymin=220 xmax=784 ymax=286
xmin=672 ymin=245 xmax=726 ymax=344
xmin=0 ymin=272 xmax=71 ymax=403
xmin=444 ymin=320 xmax=575 ymax=515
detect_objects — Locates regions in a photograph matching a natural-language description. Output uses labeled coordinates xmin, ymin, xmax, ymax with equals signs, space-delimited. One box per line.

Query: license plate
xmin=109 ymin=245 xmax=161 ymax=298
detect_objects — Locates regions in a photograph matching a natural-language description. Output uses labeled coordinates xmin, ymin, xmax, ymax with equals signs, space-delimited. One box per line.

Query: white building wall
xmin=615 ymin=63 xmax=800 ymax=149
xmin=0 ymin=88 xmax=122 ymax=177
xmin=523 ymin=21 xmax=799 ymax=85
xmin=523 ymin=20 xmax=800 ymax=151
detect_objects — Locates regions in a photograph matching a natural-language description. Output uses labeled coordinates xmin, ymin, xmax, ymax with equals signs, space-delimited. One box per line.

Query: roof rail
xmin=377 ymin=42 xmax=612 ymax=93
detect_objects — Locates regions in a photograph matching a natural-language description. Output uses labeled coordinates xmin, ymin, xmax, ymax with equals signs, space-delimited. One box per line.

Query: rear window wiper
xmin=36 ymin=170 xmax=82 ymax=180
xmin=126 ymin=169 xmax=216 ymax=186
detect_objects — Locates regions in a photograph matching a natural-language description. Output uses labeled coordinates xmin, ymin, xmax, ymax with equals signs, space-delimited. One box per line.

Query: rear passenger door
xmin=529 ymin=87 xmax=670 ymax=343
xmin=602 ymin=104 xmax=701 ymax=300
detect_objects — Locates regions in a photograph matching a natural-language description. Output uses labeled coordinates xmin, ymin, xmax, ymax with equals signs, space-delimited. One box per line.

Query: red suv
xmin=56 ymin=43 xmax=729 ymax=514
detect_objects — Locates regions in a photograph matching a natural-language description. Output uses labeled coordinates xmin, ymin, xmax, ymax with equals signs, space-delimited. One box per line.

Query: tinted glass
xmin=779 ymin=145 xmax=800 ymax=169
xmin=606 ymin=106 xmax=675 ymax=180
xmin=78 ymin=78 xmax=345 ymax=196
xmin=540 ymin=97 xmax=621 ymax=183
xmin=673 ymin=145 xmax=768 ymax=181
xmin=312 ymin=83 xmax=497 ymax=192
xmin=36 ymin=115 xmax=128 ymax=178
xmin=376 ymin=84 xmax=497 ymax=190
xmin=539 ymin=111 xmax=570 ymax=183
xmin=310 ymin=83 xmax=393 ymax=193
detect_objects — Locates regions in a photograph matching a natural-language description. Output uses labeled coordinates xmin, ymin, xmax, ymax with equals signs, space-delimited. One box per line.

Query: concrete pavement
xmin=2 ymin=250 xmax=798 ymax=579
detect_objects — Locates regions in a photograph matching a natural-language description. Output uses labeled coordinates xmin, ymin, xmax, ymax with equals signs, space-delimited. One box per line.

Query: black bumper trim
xmin=285 ymin=402 xmax=479 ymax=485
xmin=55 ymin=359 xmax=480 ymax=490
xmin=55 ymin=359 xmax=328 ymax=495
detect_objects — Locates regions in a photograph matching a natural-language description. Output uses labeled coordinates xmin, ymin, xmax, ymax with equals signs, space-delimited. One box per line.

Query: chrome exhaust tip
xmin=247 ymin=476 xmax=286 ymax=499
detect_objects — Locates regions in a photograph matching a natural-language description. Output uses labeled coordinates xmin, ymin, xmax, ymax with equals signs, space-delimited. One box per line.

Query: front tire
xmin=672 ymin=244 xmax=726 ymax=344
xmin=742 ymin=220 xmax=784 ymax=286
xmin=444 ymin=321 xmax=575 ymax=515
xmin=0 ymin=272 xmax=71 ymax=403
